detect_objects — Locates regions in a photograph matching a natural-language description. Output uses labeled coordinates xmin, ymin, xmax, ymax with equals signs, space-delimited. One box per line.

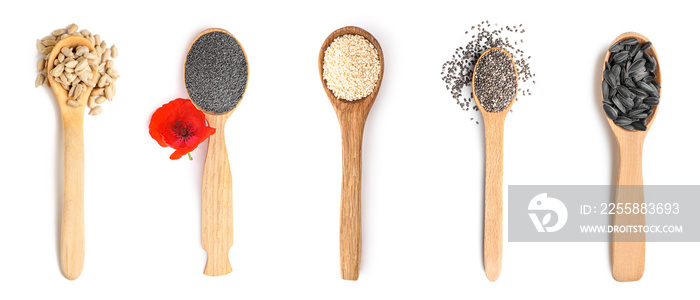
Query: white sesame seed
xmin=322 ymin=34 xmax=381 ymax=101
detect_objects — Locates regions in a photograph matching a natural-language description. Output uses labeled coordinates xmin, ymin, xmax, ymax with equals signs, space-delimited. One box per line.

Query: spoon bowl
xmin=603 ymin=32 xmax=662 ymax=137
xmin=472 ymin=47 xmax=518 ymax=282
xmin=319 ymin=26 xmax=384 ymax=281
xmin=46 ymin=35 xmax=98 ymax=280
xmin=602 ymin=32 xmax=661 ymax=282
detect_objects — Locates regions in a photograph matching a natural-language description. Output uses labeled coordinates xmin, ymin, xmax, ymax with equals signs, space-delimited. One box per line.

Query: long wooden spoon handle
xmin=60 ymin=118 xmax=85 ymax=280
xmin=483 ymin=117 xmax=504 ymax=282
xmin=339 ymin=116 xmax=365 ymax=281
xmin=612 ymin=140 xmax=645 ymax=282
xmin=202 ymin=115 xmax=233 ymax=276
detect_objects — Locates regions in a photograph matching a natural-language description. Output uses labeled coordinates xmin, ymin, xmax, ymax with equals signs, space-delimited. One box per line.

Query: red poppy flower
xmin=149 ymin=98 xmax=216 ymax=160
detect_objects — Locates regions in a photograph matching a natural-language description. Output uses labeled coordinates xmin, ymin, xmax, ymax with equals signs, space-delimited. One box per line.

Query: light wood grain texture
xmin=472 ymin=48 xmax=518 ymax=282
xmin=46 ymin=36 xmax=98 ymax=280
xmin=603 ymin=32 xmax=661 ymax=282
xmin=184 ymin=28 xmax=248 ymax=276
xmin=319 ymin=26 xmax=384 ymax=281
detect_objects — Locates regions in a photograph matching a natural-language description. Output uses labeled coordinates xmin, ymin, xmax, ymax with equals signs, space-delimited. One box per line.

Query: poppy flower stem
xmin=188 ymin=152 xmax=193 ymax=161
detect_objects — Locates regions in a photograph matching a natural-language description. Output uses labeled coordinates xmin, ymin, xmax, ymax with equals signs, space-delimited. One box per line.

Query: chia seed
xmin=185 ymin=31 xmax=248 ymax=114
xmin=473 ymin=49 xmax=517 ymax=112
xmin=441 ymin=21 xmax=534 ymax=121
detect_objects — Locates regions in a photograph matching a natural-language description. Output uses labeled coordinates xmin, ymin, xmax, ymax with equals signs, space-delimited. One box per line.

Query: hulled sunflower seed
xmin=36 ymin=39 xmax=45 ymax=52
xmin=95 ymin=96 xmax=107 ymax=104
xmin=52 ymin=28 xmax=65 ymax=36
xmin=106 ymin=68 xmax=119 ymax=79
xmin=35 ymin=73 xmax=45 ymax=87
xmin=66 ymin=99 xmax=80 ymax=107
xmin=42 ymin=39 xmax=57 ymax=47
xmin=91 ymin=88 xmax=104 ymax=96
xmin=98 ymin=74 xmax=112 ymax=88
xmin=67 ymin=23 xmax=79 ymax=35
xmin=84 ymin=52 xmax=99 ymax=60
xmin=88 ymin=105 xmax=102 ymax=116
xmin=101 ymin=49 xmax=111 ymax=64
xmin=104 ymin=84 xmax=115 ymax=100
xmin=110 ymin=45 xmax=118 ymax=58
xmin=75 ymin=59 xmax=89 ymax=72
xmin=50 ymin=63 xmax=64 ymax=77
xmin=40 ymin=46 xmax=53 ymax=55
xmin=37 ymin=59 xmax=45 ymax=72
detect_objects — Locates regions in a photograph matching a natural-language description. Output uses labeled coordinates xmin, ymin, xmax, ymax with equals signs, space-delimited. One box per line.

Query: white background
xmin=1 ymin=0 xmax=698 ymax=299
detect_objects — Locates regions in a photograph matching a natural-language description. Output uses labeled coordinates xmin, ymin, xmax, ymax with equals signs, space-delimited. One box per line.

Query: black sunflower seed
xmin=604 ymin=70 xmax=617 ymax=88
xmin=641 ymin=42 xmax=652 ymax=51
xmin=612 ymin=95 xmax=627 ymax=113
xmin=651 ymin=81 xmax=661 ymax=91
xmin=612 ymin=64 xmax=621 ymax=78
xmin=620 ymin=95 xmax=635 ymax=109
xmin=614 ymin=116 xmax=634 ymax=126
xmin=621 ymin=39 xmax=639 ymax=46
xmin=613 ymin=51 xmax=629 ymax=64
xmin=645 ymin=54 xmax=657 ymax=72
xmin=637 ymin=81 xmax=656 ymax=93
xmin=603 ymin=103 xmax=618 ymax=120
xmin=629 ymin=43 xmax=641 ymax=58
xmin=633 ymin=71 xmax=649 ymax=81
xmin=633 ymin=96 xmax=643 ymax=108
xmin=617 ymin=85 xmax=632 ymax=98
xmin=602 ymin=81 xmax=610 ymax=99
xmin=628 ymin=108 xmax=646 ymax=116
xmin=610 ymin=41 xmax=625 ymax=52
xmin=621 ymin=124 xmax=635 ymax=131
xmin=643 ymin=97 xmax=659 ymax=105
xmin=628 ymin=59 xmax=646 ymax=73
xmin=625 ymin=78 xmax=636 ymax=88
xmin=631 ymin=121 xmax=647 ymax=131
xmin=633 ymin=49 xmax=644 ymax=61
xmin=629 ymin=87 xmax=647 ymax=97
xmin=629 ymin=112 xmax=649 ymax=119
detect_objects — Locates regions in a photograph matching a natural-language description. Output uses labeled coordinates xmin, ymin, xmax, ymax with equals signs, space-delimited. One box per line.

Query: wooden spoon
xmin=46 ymin=36 xmax=99 ymax=280
xmin=603 ymin=32 xmax=661 ymax=282
xmin=472 ymin=47 xmax=518 ymax=282
xmin=184 ymin=28 xmax=249 ymax=276
xmin=318 ymin=26 xmax=384 ymax=281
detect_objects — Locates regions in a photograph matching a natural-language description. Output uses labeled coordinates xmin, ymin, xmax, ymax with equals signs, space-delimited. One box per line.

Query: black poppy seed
xmin=185 ymin=31 xmax=248 ymax=114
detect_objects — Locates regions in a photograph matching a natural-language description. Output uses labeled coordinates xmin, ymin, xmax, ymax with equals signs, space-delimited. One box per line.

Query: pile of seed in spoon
xmin=441 ymin=21 xmax=534 ymax=123
xmin=185 ymin=31 xmax=248 ymax=114
xmin=322 ymin=34 xmax=381 ymax=101
xmin=602 ymin=38 xmax=660 ymax=131
xmin=473 ymin=49 xmax=517 ymax=112
xmin=35 ymin=23 xmax=119 ymax=116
